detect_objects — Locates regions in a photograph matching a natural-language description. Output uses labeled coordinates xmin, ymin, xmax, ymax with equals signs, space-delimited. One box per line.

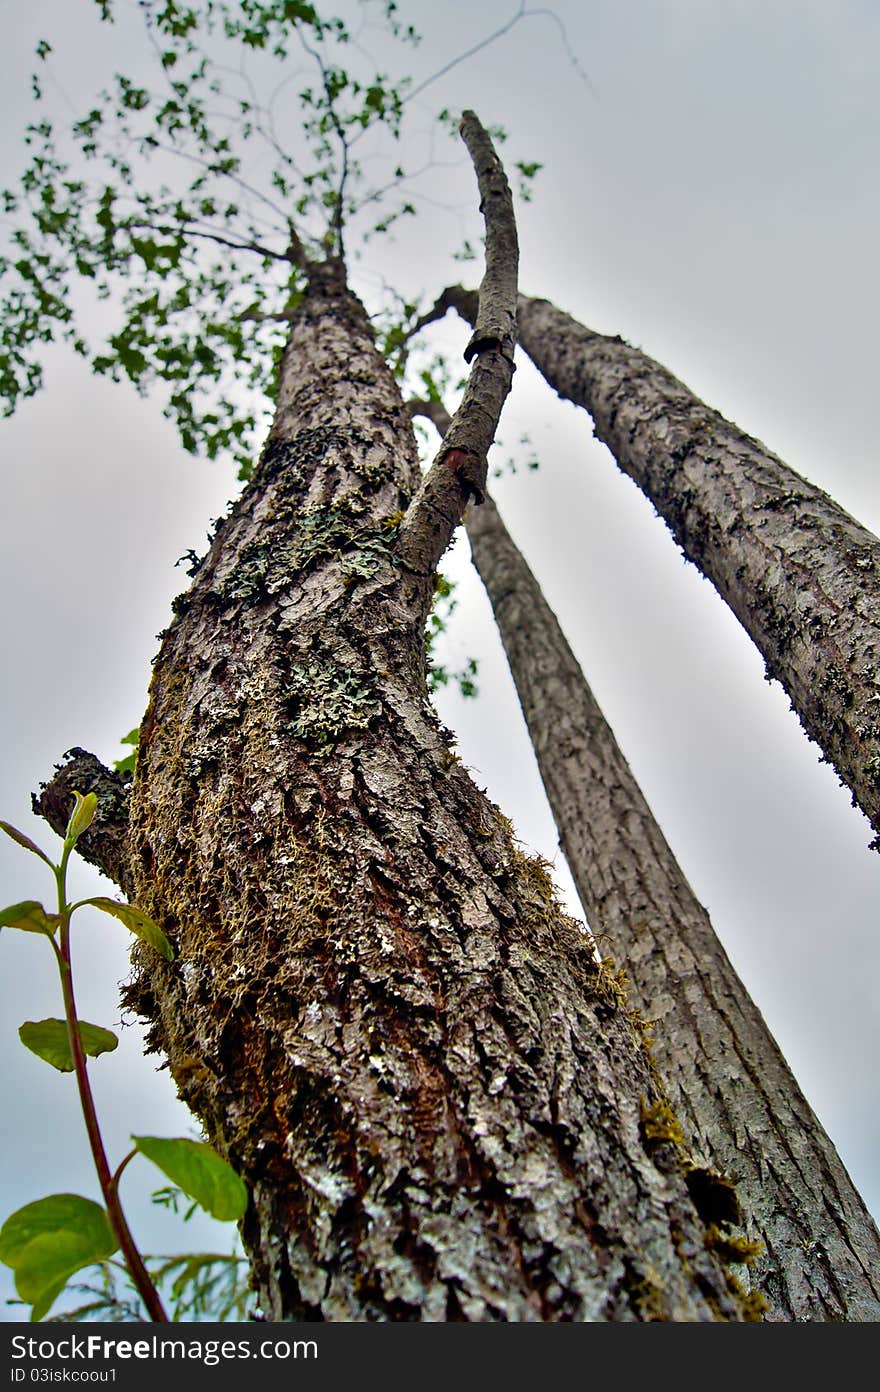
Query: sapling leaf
xmin=132 ymin=1137 xmax=248 ymax=1221
xmin=19 ymin=1018 xmax=119 ymax=1072
xmin=64 ymin=791 xmax=97 ymax=846
xmin=25 ymin=1266 xmax=71 ymax=1323
xmin=81 ymin=897 xmax=174 ymax=960
xmin=0 ymin=1194 xmax=117 ymax=1322
xmin=113 ymin=727 xmax=139 ymax=775
xmin=0 ymin=901 xmax=59 ymax=936
xmin=0 ymin=820 xmax=54 ymax=868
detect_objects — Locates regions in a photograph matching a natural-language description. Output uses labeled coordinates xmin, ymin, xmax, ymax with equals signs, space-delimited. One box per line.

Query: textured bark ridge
xmin=444 ymin=288 xmax=880 ymax=847
xmin=466 ymin=491 xmax=880 ymax=1321
xmin=117 ymin=266 xmax=749 ymax=1321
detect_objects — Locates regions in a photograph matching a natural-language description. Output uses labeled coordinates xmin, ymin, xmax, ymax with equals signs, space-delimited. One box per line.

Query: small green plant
xmin=0 ymin=793 xmax=248 ymax=1322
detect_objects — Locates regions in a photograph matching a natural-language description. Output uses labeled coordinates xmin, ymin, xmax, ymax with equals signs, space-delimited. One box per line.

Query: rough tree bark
xmin=34 ymin=125 xmax=752 ymax=1321
xmin=434 ymin=288 xmax=880 ymax=848
xmin=453 ymin=460 xmax=880 ymax=1322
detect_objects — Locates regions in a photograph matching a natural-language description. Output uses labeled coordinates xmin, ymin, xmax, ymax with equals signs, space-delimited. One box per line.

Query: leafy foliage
xmin=132 ymin=1137 xmax=248 ymax=1222
xmin=426 ymin=573 xmax=479 ymax=700
xmin=2 ymin=2 xmax=542 ymax=482
xmin=0 ymin=900 xmax=59 ymax=937
xmin=0 ymin=799 xmax=247 ymax=1320
xmin=78 ymin=896 xmax=175 ymax=960
xmin=0 ymin=1 xmax=434 ymax=478
xmin=44 ymin=1250 xmax=251 ymax=1324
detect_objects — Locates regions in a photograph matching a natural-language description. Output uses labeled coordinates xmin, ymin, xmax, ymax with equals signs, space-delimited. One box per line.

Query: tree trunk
xmin=105 ymin=262 xmax=752 ymax=1321
xmin=465 ymin=487 xmax=880 ymax=1321
xmin=441 ymin=288 xmax=880 ymax=847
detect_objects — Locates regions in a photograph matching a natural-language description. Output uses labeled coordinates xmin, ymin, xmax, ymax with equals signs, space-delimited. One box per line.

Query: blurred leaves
xmin=113 ymin=728 xmax=139 ymax=777
xmin=43 ymin=1249 xmax=251 ymax=1323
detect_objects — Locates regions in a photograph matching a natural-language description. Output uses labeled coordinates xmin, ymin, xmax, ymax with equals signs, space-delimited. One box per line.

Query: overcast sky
xmin=1 ymin=0 xmax=879 ymax=1320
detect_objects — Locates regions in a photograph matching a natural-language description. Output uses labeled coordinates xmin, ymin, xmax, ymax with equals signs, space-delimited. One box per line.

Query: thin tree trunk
xmin=436 ymin=288 xmax=880 ymax=848
xmin=462 ymin=481 xmax=880 ymax=1321
xmin=40 ymin=258 xmax=749 ymax=1322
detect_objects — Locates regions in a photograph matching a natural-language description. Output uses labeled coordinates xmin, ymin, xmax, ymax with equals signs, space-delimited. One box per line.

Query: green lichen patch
xmin=295 ymin=505 xmax=361 ymax=568
xmin=288 ymin=506 xmax=399 ymax=589
xmin=341 ymin=549 xmax=384 ymax=585
xmin=286 ymin=661 xmax=381 ymax=747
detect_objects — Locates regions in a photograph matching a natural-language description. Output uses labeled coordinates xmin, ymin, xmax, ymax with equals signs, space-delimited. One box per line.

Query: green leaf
xmin=64 ymin=791 xmax=97 ymax=846
xmin=19 ymin=1019 xmax=118 ymax=1073
xmin=82 ymin=897 xmax=174 ymax=960
xmin=132 ymin=1137 xmax=247 ymax=1221
xmin=113 ymin=727 xmax=139 ymax=776
xmin=0 ymin=1194 xmax=117 ymax=1322
xmin=0 ymin=901 xmax=58 ymax=936
xmin=26 ymin=1265 xmax=71 ymax=1322
xmin=0 ymin=821 xmax=54 ymax=868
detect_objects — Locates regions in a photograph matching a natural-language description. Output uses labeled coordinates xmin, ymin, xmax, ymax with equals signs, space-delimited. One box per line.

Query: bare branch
xmin=407 ymin=397 xmax=452 ymax=436
xmin=238 ymin=307 xmax=298 ymax=324
xmin=402 ymin=4 xmax=527 ymax=108
xmin=141 ymin=139 xmax=292 ymax=230
xmin=404 ymin=285 xmax=479 ymax=345
xmin=127 ymin=218 xmax=292 ymax=264
xmin=395 ymin=114 xmax=518 ymax=583
xmin=296 ymin=26 xmax=351 ymax=260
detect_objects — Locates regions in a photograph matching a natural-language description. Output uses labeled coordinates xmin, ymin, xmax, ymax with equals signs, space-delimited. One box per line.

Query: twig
xmin=125 ymin=217 xmax=291 ymax=263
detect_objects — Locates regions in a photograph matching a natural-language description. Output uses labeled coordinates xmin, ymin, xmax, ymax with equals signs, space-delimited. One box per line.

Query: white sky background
xmin=1 ymin=0 xmax=879 ymax=1319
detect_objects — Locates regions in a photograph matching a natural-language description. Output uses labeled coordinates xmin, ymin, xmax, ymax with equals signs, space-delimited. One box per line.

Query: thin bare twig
xmin=125 ymin=217 xmax=290 ymax=263
xmin=296 ymin=27 xmax=352 ymax=260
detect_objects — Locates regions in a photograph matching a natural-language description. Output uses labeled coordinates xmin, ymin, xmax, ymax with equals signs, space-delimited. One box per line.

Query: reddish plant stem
xmin=55 ymin=884 xmax=168 ymax=1322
